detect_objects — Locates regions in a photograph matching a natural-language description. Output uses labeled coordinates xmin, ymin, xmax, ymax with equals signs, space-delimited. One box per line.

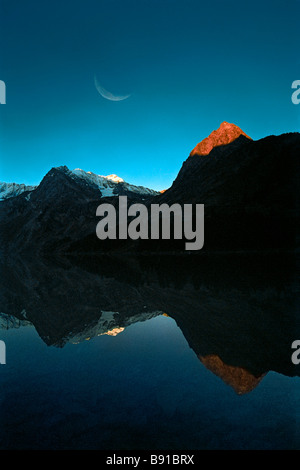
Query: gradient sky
xmin=0 ymin=0 xmax=299 ymax=190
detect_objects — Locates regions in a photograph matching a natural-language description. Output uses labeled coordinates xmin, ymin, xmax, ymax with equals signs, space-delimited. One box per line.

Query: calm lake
xmin=0 ymin=254 xmax=299 ymax=449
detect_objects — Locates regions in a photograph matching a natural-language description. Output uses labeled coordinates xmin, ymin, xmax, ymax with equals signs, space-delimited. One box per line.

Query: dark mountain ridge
xmin=1 ymin=122 xmax=299 ymax=254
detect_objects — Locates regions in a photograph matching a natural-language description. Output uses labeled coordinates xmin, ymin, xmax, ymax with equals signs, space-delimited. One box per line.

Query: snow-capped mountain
xmin=0 ymin=167 xmax=158 ymax=202
xmin=69 ymin=168 xmax=158 ymax=197
xmin=0 ymin=164 xmax=160 ymax=254
xmin=0 ymin=182 xmax=37 ymax=201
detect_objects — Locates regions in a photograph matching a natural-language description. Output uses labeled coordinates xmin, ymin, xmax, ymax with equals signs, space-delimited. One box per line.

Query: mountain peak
xmin=190 ymin=122 xmax=251 ymax=157
xmin=104 ymin=174 xmax=124 ymax=183
xmin=0 ymin=181 xmax=37 ymax=201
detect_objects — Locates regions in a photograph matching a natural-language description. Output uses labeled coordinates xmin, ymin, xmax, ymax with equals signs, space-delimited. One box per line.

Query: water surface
xmin=0 ymin=254 xmax=299 ymax=449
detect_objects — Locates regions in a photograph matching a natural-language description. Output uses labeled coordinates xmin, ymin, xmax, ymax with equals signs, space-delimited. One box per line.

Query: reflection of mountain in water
xmin=0 ymin=312 xmax=30 ymax=330
xmin=199 ymin=355 xmax=265 ymax=395
xmin=65 ymin=310 xmax=162 ymax=345
xmin=0 ymin=253 xmax=299 ymax=394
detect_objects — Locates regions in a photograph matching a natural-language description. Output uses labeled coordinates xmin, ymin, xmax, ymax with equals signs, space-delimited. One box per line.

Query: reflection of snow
xmin=0 ymin=312 xmax=31 ymax=329
xmin=68 ymin=310 xmax=163 ymax=344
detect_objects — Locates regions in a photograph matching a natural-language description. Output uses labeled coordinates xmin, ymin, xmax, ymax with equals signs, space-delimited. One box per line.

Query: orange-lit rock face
xmin=104 ymin=327 xmax=125 ymax=336
xmin=199 ymin=354 xmax=265 ymax=395
xmin=190 ymin=121 xmax=252 ymax=157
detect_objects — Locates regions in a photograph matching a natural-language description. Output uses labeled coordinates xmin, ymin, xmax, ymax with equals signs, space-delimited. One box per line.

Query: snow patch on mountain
xmin=70 ymin=168 xmax=158 ymax=197
xmin=105 ymin=174 xmax=124 ymax=183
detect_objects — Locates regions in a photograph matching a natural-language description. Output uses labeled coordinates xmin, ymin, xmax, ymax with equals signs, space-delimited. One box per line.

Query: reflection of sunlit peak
xmin=106 ymin=327 xmax=125 ymax=336
xmin=199 ymin=354 xmax=265 ymax=395
xmin=98 ymin=327 xmax=125 ymax=337
xmin=64 ymin=310 xmax=162 ymax=345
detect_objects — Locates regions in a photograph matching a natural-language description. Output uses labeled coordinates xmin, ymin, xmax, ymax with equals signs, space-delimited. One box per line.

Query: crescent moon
xmin=94 ymin=75 xmax=131 ymax=102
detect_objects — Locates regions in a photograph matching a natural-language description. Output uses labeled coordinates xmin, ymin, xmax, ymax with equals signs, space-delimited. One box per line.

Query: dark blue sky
xmin=0 ymin=0 xmax=299 ymax=190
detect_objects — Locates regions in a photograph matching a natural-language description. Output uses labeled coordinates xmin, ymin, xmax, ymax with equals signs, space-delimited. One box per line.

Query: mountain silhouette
xmin=0 ymin=123 xmax=299 ymax=254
